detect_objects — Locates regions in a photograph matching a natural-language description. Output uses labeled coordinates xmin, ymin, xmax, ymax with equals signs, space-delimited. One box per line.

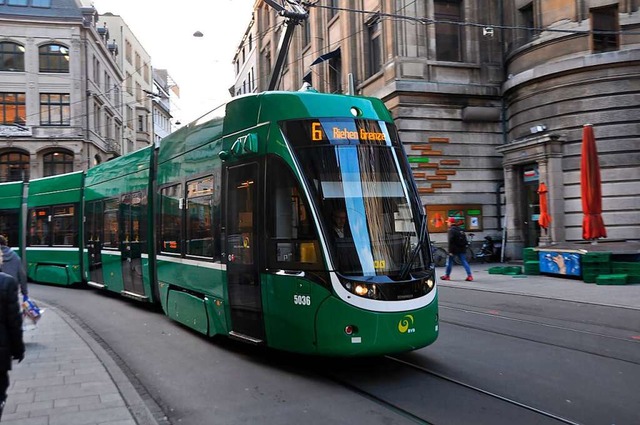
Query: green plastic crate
xmin=627 ymin=274 xmax=640 ymax=284
xmin=611 ymin=262 xmax=640 ymax=274
xmin=524 ymin=261 xmax=540 ymax=275
xmin=581 ymin=252 xmax=612 ymax=263
xmin=504 ymin=266 xmax=522 ymax=275
xmin=582 ymin=272 xmax=598 ymax=283
xmin=523 ymin=248 xmax=538 ymax=261
xmin=596 ymin=274 xmax=628 ymax=285
xmin=488 ymin=266 xmax=506 ymax=274
xmin=582 ymin=263 xmax=611 ymax=275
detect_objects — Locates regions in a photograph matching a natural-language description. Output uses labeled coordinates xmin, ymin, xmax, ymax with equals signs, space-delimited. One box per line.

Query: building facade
xmin=235 ymin=0 xmax=640 ymax=259
xmin=0 ymin=0 xmax=123 ymax=181
xmin=99 ymin=12 xmax=153 ymax=155
xmin=152 ymin=68 xmax=180 ymax=145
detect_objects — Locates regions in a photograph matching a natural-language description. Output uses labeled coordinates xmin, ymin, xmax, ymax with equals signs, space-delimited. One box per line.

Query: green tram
xmin=25 ymin=171 xmax=85 ymax=285
xmin=0 ymin=180 xmax=25 ymax=256
xmin=5 ymin=91 xmax=439 ymax=356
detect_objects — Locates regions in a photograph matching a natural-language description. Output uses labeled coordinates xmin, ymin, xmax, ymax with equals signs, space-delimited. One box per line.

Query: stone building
xmin=99 ymin=12 xmax=153 ymax=155
xmin=0 ymin=1 xmax=123 ymax=181
xmin=234 ymin=0 xmax=639 ymax=259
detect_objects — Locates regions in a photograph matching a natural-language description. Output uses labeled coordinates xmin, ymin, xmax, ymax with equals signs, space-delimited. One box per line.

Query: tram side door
xmin=224 ymin=163 xmax=265 ymax=341
xmin=121 ymin=193 xmax=144 ymax=296
xmin=86 ymin=201 xmax=104 ymax=286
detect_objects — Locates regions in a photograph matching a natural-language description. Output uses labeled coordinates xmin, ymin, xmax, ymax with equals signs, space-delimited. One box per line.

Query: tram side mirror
xmin=218 ymin=151 xmax=229 ymax=161
xmin=242 ymin=133 xmax=258 ymax=154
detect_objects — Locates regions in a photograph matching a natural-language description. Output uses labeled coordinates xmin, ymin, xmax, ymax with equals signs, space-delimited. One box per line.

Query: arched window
xmin=0 ymin=151 xmax=29 ymax=182
xmin=43 ymin=151 xmax=73 ymax=177
xmin=39 ymin=43 xmax=70 ymax=73
xmin=0 ymin=42 xmax=25 ymax=72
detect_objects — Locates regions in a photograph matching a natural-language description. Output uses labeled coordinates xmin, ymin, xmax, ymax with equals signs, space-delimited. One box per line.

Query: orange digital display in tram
xmin=311 ymin=122 xmax=386 ymax=142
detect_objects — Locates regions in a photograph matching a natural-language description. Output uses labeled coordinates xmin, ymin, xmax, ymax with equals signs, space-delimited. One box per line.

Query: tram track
xmin=316 ymin=354 xmax=581 ymax=425
xmin=439 ymin=302 xmax=640 ymax=366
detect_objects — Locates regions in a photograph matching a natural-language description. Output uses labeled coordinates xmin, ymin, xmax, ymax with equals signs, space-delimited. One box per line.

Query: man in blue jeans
xmin=440 ymin=217 xmax=473 ymax=281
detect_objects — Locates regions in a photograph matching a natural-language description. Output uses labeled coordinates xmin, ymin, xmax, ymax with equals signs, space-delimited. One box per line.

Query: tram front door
xmin=86 ymin=201 xmax=104 ymax=286
xmin=225 ymin=163 xmax=265 ymax=342
xmin=120 ymin=193 xmax=145 ymax=297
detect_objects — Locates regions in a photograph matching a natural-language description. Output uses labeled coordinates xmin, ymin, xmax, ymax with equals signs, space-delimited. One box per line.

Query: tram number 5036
xmin=294 ymin=295 xmax=311 ymax=306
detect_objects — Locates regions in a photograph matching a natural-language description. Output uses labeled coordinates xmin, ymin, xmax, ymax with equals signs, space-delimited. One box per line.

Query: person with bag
xmin=0 ymin=236 xmax=28 ymax=301
xmin=0 ymin=251 xmax=25 ymax=420
xmin=440 ymin=217 xmax=473 ymax=282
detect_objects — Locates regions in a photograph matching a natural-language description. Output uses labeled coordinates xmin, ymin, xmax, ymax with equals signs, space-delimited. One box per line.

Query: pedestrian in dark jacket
xmin=440 ymin=217 xmax=473 ymax=282
xmin=0 ymin=236 xmax=28 ymax=300
xmin=0 ymin=254 xmax=25 ymax=420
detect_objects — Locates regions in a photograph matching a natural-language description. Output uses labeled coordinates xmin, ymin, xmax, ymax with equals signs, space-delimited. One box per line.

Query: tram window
xmin=28 ymin=208 xmax=50 ymax=246
xmin=85 ymin=201 xmax=103 ymax=244
xmin=103 ymin=199 xmax=119 ymax=249
xmin=267 ymin=156 xmax=321 ymax=270
xmin=0 ymin=211 xmax=19 ymax=248
xmin=52 ymin=204 xmax=76 ymax=246
xmin=186 ymin=177 xmax=215 ymax=258
xmin=160 ymin=184 xmax=182 ymax=254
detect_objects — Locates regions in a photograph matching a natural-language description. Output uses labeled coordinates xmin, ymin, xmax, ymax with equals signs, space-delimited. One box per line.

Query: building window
xmin=519 ymin=3 xmax=536 ymax=44
xmin=31 ymin=0 xmax=51 ymax=7
xmin=43 ymin=151 xmax=73 ymax=177
xmin=135 ymin=52 xmax=141 ymax=71
xmin=435 ymin=0 xmax=463 ymax=62
xmin=93 ymin=56 xmax=100 ymax=83
xmin=40 ymin=93 xmax=70 ymax=126
xmin=328 ymin=0 xmax=338 ymax=20
xmin=0 ymin=92 xmax=26 ymax=125
xmin=302 ymin=20 xmax=311 ymax=48
xmin=93 ymin=101 xmax=101 ymax=134
xmin=0 ymin=151 xmax=29 ymax=182
xmin=249 ymin=34 xmax=253 ymax=51
xmin=0 ymin=42 xmax=25 ymax=72
xmin=328 ymin=54 xmax=341 ymax=93
xmin=7 ymin=0 xmax=28 ymax=5
xmin=137 ymin=114 xmax=145 ymax=132
xmin=125 ymin=40 xmax=132 ymax=64
xmin=366 ymin=17 xmax=382 ymax=78
xmin=39 ymin=43 xmax=70 ymax=73
xmin=125 ymin=72 xmax=133 ymax=95
xmin=592 ymin=5 xmax=619 ymax=53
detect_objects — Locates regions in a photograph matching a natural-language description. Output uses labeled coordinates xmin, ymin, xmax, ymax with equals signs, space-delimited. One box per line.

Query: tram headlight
xmin=354 ymin=284 xmax=368 ymax=296
xmin=426 ymin=278 xmax=434 ymax=290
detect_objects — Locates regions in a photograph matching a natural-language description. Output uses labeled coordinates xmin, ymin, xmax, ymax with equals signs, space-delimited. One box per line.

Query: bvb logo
xmin=398 ymin=314 xmax=416 ymax=334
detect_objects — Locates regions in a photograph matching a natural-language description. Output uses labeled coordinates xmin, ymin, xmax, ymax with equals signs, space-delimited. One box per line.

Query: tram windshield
xmin=280 ymin=118 xmax=428 ymax=277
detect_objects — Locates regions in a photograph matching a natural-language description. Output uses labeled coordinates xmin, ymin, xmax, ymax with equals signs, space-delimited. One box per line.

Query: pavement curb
xmin=46 ymin=303 xmax=162 ymax=425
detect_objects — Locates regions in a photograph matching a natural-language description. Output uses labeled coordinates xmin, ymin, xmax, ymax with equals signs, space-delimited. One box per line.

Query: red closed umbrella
xmin=580 ymin=124 xmax=607 ymax=240
xmin=537 ymin=182 xmax=551 ymax=230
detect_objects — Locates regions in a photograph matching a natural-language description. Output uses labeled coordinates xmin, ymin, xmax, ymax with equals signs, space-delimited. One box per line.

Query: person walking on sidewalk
xmin=441 ymin=217 xmax=473 ymax=282
xmin=0 ymin=253 xmax=25 ymax=420
xmin=0 ymin=236 xmax=28 ymax=300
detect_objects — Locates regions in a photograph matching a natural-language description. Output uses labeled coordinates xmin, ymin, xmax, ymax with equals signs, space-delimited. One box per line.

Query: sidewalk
xmin=438 ymin=262 xmax=640 ymax=310
xmin=3 ymin=305 xmax=158 ymax=425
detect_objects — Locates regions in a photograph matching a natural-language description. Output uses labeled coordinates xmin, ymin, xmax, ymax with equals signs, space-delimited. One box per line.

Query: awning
xmin=311 ymin=47 xmax=341 ymax=66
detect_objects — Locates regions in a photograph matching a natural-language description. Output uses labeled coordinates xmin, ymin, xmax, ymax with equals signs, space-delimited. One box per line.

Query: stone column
xmin=504 ymin=165 xmax=523 ymax=260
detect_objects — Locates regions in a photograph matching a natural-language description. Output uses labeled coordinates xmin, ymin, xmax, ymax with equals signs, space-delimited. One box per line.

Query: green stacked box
xmin=581 ymin=252 xmax=612 ymax=283
xmin=596 ymin=274 xmax=628 ymax=285
xmin=611 ymin=262 xmax=640 ymax=284
xmin=523 ymin=248 xmax=538 ymax=261
xmin=488 ymin=266 xmax=506 ymax=274
xmin=524 ymin=261 xmax=540 ymax=275
xmin=503 ymin=266 xmax=522 ymax=275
